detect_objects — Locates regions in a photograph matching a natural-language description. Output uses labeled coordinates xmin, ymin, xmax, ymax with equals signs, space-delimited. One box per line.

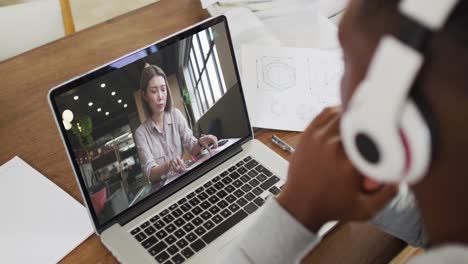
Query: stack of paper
xmin=0 ymin=157 xmax=93 ymax=263
xmin=202 ymin=0 xmax=347 ymax=132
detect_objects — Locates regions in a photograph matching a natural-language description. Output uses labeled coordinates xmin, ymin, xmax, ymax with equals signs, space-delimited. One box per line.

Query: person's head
xmin=339 ymin=0 xmax=468 ymax=246
xmin=140 ymin=64 xmax=173 ymax=118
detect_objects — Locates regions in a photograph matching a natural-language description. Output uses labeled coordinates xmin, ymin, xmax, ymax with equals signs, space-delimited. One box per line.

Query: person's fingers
xmin=311 ymin=106 xmax=342 ymax=129
xmin=176 ymin=157 xmax=186 ymax=170
xmin=170 ymin=159 xmax=178 ymax=171
xmin=168 ymin=160 xmax=176 ymax=172
xmin=357 ymin=184 xmax=398 ymax=218
xmin=311 ymin=106 xmax=338 ymax=126
xmin=201 ymin=139 xmax=212 ymax=154
xmin=212 ymin=135 xmax=218 ymax=149
xmin=174 ymin=157 xmax=182 ymax=170
xmin=321 ymin=113 xmax=341 ymax=138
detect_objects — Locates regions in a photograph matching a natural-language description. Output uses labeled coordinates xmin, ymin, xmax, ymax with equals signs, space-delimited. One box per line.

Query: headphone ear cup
xmin=341 ymin=99 xmax=407 ymax=183
xmin=341 ymin=98 xmax=431 ymax=184
xmin=399 ymin=99 xmax=432 ymax=184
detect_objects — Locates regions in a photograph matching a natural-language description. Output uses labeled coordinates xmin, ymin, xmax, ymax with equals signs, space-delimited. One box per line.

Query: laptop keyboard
xmin=129 ymin=156 xmax=284 ymax=264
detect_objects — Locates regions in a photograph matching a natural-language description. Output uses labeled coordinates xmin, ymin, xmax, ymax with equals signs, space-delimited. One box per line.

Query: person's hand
xmin=277 ymin=106 xmax=398 ymax=232
xmin=198 ymin=135 xmax=218 ymax=154
xmin=167 ymin=157 xmax=186 ymax=174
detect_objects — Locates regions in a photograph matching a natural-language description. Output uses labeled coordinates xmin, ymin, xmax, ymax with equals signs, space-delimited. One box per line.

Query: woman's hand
xmin=198 ymin=135 xmax=218 ymax=154
xmin=277 ymin=106 xmax=398 ymax=232
xmin=167 ymin=157 xmax=186 ymax=174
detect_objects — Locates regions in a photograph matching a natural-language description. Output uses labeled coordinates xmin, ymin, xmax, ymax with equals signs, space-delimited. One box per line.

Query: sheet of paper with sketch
xmin=241 ymin=45 xmax=343 ymax=131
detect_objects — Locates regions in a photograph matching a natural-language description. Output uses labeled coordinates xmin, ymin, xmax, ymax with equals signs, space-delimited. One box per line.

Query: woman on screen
xmin=134 ymin=64 xmax=218 ymax=185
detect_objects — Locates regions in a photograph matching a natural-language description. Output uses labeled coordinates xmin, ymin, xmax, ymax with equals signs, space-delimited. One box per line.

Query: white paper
xmin=262 ymin=10 xmax=340 ymax=49
xmin=242 ymin=45 xmax=343 ymax=131
xmin=0 ymin=157 xmax=93 ymax=264
xmin=317 ymin=0 xmax=349 ymax=17
xmin=253 ymin=0 xmax=316 ymax=19
xmin=224 ymin=8 xmax=281 ymax=72
xmin=201 ymin=0 xmax=219 ymax=9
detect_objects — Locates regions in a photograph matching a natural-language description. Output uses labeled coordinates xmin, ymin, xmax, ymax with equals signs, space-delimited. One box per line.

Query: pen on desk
xmin=271 ymin=135 xmax=295 ymax=153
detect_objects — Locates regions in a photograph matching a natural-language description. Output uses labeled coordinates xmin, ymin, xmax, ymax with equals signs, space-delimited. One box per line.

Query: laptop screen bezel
xmin=48 ymin=15 xmax=253 ymax=234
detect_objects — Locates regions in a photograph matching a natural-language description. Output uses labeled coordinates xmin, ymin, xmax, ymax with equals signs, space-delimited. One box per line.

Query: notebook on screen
xmin=48 ymin=16 xmax=289 ymax=263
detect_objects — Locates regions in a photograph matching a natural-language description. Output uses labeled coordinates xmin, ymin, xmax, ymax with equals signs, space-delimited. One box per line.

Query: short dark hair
xmin=140 ymin=64 xmax=173 ymax=117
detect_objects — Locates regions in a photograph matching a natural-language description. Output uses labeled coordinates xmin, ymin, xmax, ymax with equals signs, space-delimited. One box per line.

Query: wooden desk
xmin=0 ymin=0 xmax=406 ymax=262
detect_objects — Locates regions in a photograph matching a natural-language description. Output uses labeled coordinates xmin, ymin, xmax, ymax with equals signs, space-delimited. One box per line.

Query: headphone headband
xmin=400 ymin=0 xmax=460 ymax=30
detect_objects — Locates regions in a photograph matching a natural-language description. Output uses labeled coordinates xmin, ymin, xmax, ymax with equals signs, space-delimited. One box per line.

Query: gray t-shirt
xmin=134 ymin=108 xmax=197 ymax=182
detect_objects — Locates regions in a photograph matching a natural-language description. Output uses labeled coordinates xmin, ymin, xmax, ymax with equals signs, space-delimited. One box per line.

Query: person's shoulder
xmin=170 ymin=107 xmax=183 ymax=116
xmin=169 ymin=108 xmax=185 ymax=122
xmin=135 ymin=120 xmax=150 ymax=137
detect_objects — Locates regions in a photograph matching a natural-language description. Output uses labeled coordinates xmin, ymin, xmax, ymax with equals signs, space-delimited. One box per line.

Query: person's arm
xmin=275 ymin=107 xmax=397 ymax=231
xmin=173 ymin=108 xmax=197 ymax=154
xmin=191 ymin=135 xmax=218 ymax=156
xmin=220 ymin=198 xmax=321 ymax=264
xmin=134 ymin=128 xmax=183 ymax=183
xmin=223 ymin=107 xmax=398 ymax=263
xmin=147 ymin=162 xmax=170 ymax=183
xmin=148 ymin=157 xmax=186 ymax=183
xmin=223 ymin=193 xmax=427 ymax=264
xmin=134 ymin=128 xmax=161 ymax=183
xmin=173 ymin=108 xmax=218 ymax=156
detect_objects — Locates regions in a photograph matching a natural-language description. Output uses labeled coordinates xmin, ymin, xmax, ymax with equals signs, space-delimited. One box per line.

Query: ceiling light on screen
xmin=62 ymin=109 xmax=74 ymax=122
xmin=101 ymin=83 xmax=106 ymax=88
xmin=105 ymin=112 xmax=109 ymax=116
xmin=124 ymin=104 xmax=127 ymax=108
xmin=88 ymin=102 xmax=93 ymax=107
xmin=97 ymin=108 xmax=101 ymax=112
xmin=63 ymin=120 xmax=72 ymax=130
xmin=62 ymin=109 xmax=74 ymax=131
xmin=118 ymin=99 xmax=122 ymax=104
xmin=111 ymin=91 xmax=116 ymax=96
xmin=73 ymin=96 xmax=79 ymax=100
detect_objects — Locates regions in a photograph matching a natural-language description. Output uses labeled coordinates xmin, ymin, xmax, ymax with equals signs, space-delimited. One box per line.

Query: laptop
xmin=48 ymin=16 xmax=288 ymax=263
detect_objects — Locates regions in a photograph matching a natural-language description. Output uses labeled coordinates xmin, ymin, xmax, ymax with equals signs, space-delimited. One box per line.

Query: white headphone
xmin=341 ymin=0 xmax=460 ymax=184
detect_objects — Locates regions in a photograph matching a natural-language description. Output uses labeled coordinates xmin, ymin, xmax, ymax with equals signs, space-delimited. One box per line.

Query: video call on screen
xmin=54 ymin=22 xmax=250 ymax=224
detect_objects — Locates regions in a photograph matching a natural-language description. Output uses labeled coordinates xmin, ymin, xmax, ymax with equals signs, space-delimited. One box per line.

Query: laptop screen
xmin=49 ymin=17 xmax=251 ymax=229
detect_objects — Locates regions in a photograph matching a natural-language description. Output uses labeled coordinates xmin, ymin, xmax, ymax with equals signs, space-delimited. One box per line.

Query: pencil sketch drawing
xmin=257 ymin=56 xmax=296 ymax=91
xmin=306 ymin=57 xmax=343 ymax=96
